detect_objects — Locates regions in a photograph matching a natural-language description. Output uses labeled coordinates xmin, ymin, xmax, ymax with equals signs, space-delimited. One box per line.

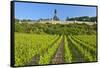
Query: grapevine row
xmin=39 ymin=35 xmax=63 ymax=64
xmin=64 ymin=35 xmax=72 ymax=63
xmin=68 ymin=35 xmax=96 ymax=61
xmin=15 ymin=33 xmax=59 ymax=66
xmin=71 ymin=35 xmax=96 ymax=56
xmin=73 ymin=35 xmax=96 ymax=48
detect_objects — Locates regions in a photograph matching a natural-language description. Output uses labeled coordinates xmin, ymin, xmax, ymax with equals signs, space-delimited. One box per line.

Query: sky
xmin=14 ymin=2 xmax=96 ymax=21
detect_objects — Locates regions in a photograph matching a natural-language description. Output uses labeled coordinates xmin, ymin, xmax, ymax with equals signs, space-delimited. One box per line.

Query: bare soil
xmin=51 ymin=37 xmax=65 ymax=64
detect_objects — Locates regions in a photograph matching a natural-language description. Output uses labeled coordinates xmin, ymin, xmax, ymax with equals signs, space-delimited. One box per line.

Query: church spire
xmin=54 ymin=9 xmax=57 ymax=15
xmin=53 ymin=9 xmax=59 ymax=21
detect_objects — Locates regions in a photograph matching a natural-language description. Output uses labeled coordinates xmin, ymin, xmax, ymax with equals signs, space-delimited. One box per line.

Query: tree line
xmin=66 ymin=16 xmax=97 ymax=22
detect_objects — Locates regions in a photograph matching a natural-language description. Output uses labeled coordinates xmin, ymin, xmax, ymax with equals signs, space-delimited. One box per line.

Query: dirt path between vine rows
xmin=51 ymin=37 xmax=65 ymax=64
xmin=26 ymin=54 xmax=40 ymax=66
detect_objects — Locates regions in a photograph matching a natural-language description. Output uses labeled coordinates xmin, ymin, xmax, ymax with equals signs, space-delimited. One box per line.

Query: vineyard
xmin=13 ymin=2 xmax=97 ymax=67
xmin=15 ymin=33 xmax=97 ymax=66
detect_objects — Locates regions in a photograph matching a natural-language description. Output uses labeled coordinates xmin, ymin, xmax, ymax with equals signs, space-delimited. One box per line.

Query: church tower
xmin=54 ymin=9 xmax=57 ymax=16
xmin=53 ymin=9 xmax=59 ymax=21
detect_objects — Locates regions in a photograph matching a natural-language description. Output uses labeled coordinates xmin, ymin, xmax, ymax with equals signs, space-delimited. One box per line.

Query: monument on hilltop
xmin=53 ymin=9 xmax=60 ymax=21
